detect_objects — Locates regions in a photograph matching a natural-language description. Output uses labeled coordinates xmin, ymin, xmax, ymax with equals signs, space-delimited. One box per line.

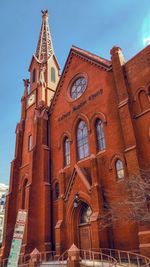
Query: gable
xmin=49 ymin=46 xmax=112 ymax=114
xmin=64 ymin=165 xmax=91 ymax=201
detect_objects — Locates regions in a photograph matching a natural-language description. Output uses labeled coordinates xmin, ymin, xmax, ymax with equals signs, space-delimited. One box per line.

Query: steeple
xmin=28 ymin=10 xmax=60 ymax=105
xmin=35 ymin=10 xmax=54 ymax=62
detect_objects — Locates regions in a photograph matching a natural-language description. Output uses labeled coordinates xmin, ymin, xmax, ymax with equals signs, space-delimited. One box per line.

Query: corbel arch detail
xmin=66 ymin=191 xmax=91 ymax=219
xmin=52 ymin=178 xmax=59 ymax=187
xmin=145 ymin=82 xmax=150 ymax=97
xmin=71 ymin=113 xmax=91 ymax=137
xmin=52 ymin=179 xmax=60 ymax=200
xmin=133 ymin=87 xmax=145 ymax=101
xmin=58 ymin=131 xmax=72 ymax=150
xmin=133 ymin=86 xmax=150 ymax=114
xmin=90 ymin=111 xmax=107 ymax=127
xmin=109 ymin=153 xmax=126 ymax=170
xmin=20 ymin=173 xmax=29 ymax=189
xmin=21 ymin=175 xmax=29 ymax=209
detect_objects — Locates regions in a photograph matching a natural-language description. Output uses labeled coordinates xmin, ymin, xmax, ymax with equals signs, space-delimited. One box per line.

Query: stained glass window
xmin=70 ymin=77 xmax=87 ymax=100
xmin=116 ymin=160 xmax=124 ymax=179
xmin=64 ymin=137 xmax=70 ymax=166
xmin=77 ymin=121 xmax=89 ymax=160
xmin=80 ymin=204 xmax=92 ymax=224
xmin=96 ymin=120 xmax=105 ymax=151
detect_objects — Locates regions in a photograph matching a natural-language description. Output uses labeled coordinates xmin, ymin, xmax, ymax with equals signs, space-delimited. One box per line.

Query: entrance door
xmin=79 ymin=225 xmax=91 ymax=250
xmin=78 ymin=204 xmax=92 ymax=250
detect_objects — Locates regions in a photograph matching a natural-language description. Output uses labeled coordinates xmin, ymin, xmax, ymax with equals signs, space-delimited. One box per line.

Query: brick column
xmin=55 ymin=170 xmax=65 ymax=256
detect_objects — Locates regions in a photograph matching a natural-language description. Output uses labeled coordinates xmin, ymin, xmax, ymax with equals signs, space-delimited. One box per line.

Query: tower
xmin=1 ymin=10 xmax=60 ymax=258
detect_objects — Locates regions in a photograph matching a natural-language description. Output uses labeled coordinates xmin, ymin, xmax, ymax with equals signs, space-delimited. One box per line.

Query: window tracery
xmin=80 ymin=204 xmax=92 ymax=224
xmin=64 ymin=137 xmax=70 ymax=166
xmin=95 ymin=119 xmax=105 ymax=151
xmin=70 ymin=77 xmax=87 ymax=100
xmin=77 ymin=120 xmax=89 ymax=160
xmin=115 ymin=159 xmax=124 ymax=179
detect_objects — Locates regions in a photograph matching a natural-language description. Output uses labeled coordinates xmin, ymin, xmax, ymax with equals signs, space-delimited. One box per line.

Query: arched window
xmin=32 ymin=69 xmax=36 ymax=83
xmin=77 ymin=120 xmax=89 ymax=160
xmin=64 ymin=137 xmax=70 ymax=166
xmin=51 ymin=67 xmax=56 ymax=82
xmin=55 ymin=183 xmax=59 ymax=200
xmin=115 ymin=159 xmax=124 ymax=179
xmin=28 ymin=135 xmax=32 ymax=151
xmin=22 ymin=179 xmax=28 ymax=209
xmin=96 ymin=119 xmax=105 ymax=151
xmin=138 ymin=90 xmax=150 ymax=112
xmin=80 ymin=204 xmax=92 ymax=224
xmin=101 ymin=189 xmax=109 ymax=209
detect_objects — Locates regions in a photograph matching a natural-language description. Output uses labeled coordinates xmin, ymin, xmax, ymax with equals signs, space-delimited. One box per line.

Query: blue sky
xmin=0 ymin=0 xmax=150 ymax=185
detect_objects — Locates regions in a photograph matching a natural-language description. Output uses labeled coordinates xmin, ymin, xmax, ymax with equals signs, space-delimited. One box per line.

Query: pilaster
xmin=110 ymin=47 xmax=139 ymax=172
xmin=110 ymin=46 xmax=150 ymax=256
xmin=54 ymin=170 xmax=65 ymax=256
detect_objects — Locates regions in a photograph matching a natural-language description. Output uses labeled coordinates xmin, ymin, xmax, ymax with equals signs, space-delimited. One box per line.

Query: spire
xmin=35 ymin=10 xmax=54 ymax=62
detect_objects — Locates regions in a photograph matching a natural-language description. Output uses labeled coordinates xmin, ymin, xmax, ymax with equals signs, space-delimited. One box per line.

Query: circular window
xmin=70 ymin=77 xmax=87 ymax=100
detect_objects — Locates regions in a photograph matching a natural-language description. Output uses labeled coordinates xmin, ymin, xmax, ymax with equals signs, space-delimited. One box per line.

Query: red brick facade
xmin=1 ymin=11 xmax=150 ymax=260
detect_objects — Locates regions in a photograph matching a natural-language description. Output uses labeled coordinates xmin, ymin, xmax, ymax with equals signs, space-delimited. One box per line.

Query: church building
xmin=1 ymin=10 xmax=150 ymax=260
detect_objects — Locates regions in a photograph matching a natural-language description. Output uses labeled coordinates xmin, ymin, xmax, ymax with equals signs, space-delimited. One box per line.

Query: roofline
xmin=49 ymin=48 xmax=72 ymax=113
xmin=71 ymin=45 xmax=112 ymax=69
xmin=125 ymin=44 xmax=150 ymax=66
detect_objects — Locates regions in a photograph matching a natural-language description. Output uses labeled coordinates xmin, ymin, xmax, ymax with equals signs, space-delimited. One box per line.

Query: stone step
xmin=40 ymin=260 xmax=67 ymax=266
xmin=39 ymin=260 xmax=118 ymax=267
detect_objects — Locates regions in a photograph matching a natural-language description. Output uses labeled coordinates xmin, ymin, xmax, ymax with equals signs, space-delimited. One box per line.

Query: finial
xmin=41 ymin=10 xmax=48 ymax=18
xmin=110 ymin=46 xmax=125 ymax=65
xmin=23 ymin=79 xmax=30 ymax=88
xmin=23 ymin=79 xmax=29 ymax=97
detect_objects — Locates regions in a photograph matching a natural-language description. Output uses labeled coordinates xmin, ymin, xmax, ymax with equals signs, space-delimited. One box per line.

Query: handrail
xmin=18 ymin=250 xmax=56 ymax=266
xmin=1 ymin=248 xmax=150 ymax=267
xmin=58 ymin=249 xmax=118 ymax=266
xmin=98 ymin=248 xmax=150 ymax=267
xmin=80 ymin=250 xmax=117 ymax=267
xmin=0 ymin=250 xmax=56 ymax=267
xmin=58 ymin=250 xmax=68 ymax=267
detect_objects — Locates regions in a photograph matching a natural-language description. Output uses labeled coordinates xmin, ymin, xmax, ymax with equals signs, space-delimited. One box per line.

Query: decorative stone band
xmin=118 ymin=98 xmax=129 ymax=109
xmin=124 ymin=145 xmax=136 ymax=153
xmin=139 ymin=243 xmax=150 ymax=248
xmin=138 ymin=231 xmax=150 ymax=235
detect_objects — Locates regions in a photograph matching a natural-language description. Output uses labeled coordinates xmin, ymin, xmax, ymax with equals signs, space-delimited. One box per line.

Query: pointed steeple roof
xmin=35 ymin=10 xmax=54 ymax=62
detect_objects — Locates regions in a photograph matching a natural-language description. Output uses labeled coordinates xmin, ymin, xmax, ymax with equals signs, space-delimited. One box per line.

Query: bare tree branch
xmin=99 ymin=169 xmax=150 ymax=230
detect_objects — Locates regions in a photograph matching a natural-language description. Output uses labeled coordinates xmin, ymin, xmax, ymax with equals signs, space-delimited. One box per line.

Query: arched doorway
xmin=78 ymin=203 xmax=92 ymax=250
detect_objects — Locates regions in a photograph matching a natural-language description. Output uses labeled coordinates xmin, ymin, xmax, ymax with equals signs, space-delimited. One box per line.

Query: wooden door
xmin=79 ymin=225 xmax=91 ymax=250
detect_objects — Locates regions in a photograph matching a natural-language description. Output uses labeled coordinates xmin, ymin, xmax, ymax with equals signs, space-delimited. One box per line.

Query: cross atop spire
xmin=35 ymin=10 xmax=54 ymax=62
